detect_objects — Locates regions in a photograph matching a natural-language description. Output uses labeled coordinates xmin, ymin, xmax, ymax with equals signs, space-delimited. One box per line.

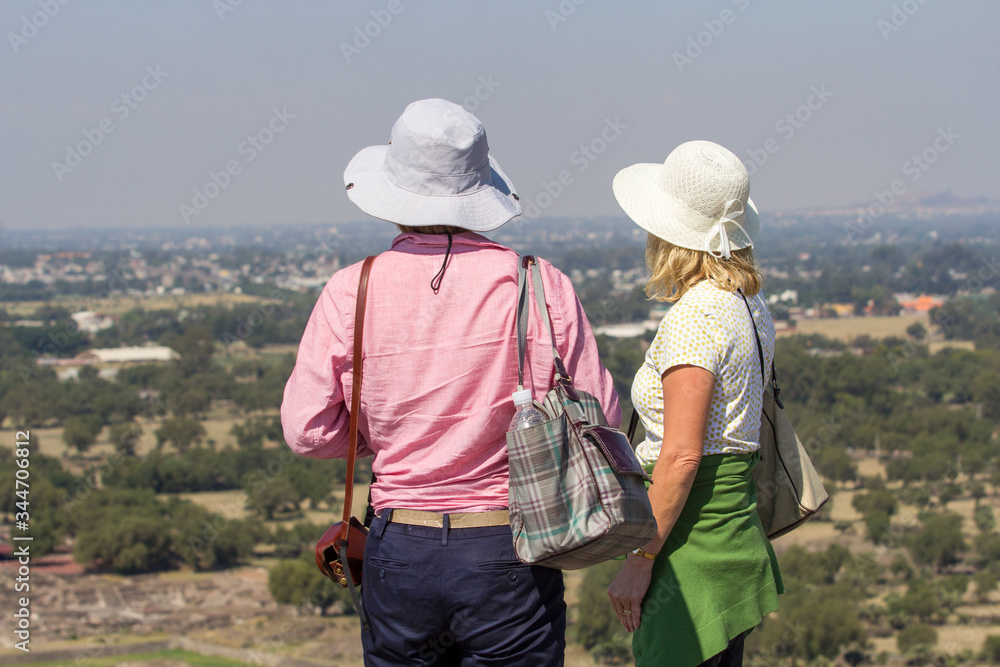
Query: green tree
xmin=843 ymin=642 xmax=871 ymax=667
xmin=852 ymin=486 xmax=900 ymax=543
xmin=889 ymin=554 xmax=913 ymax=581
xmin=975 ymin=505 xmax=996 ymax=533
xmin=983 ymin=635 xmax=1000 ymax=665
xmin=62 ymin=414 xmax=103 ymax=454
xmin=937 ymin=483 xmax=962 ymax=508
xmin=885 ymin=578 xmax=944 ymax=625
xmin=230 ymin=416 xmax=282 ymax=449
xmin=898 ymin=623 xmax=937 ymax=654
xmin=231 ymin=419 xmax=266 ymax=449
xmin=572 ymin=561 xmax=624 ymax=650
xmin=171 ymin=387 xmax=212 ymax=417
xmin=971 ymin=369 xmax=1000 ymax=420
xmin=108 ymin=421 xmax=143 ymax=456
xmin=974 ymin=570 xmax=998 ymax=603
xmin=906 ymin=322 xmax=928 ymax=341
xmin=287 ymin=458 xmax=340 ymax=510
xmin=165 ymin=325 xmax=215 ymax=377
xmin=908 ymin=512 xmax=966 ymax=572
xmin=852 ymin=488 xmax=898 ymax=517
xmin=841 ymin=550 xmax=885 ymax=593
xmin=271 ymin=522 xmax=330 ymax=560
xmin=941 ymin=573 xmax=969 ymax=596
xmin=571 ymin=561 xmax=632 ymax=664
xmin=776 ymin=544 xmax=850 ymax=586
xmin=974 ymin=532 xmax=1000 ymax=566
xmin=864 ymin=511 xmax=893 ymax=544
xmin=175 ymin=505 xmax=257 ymax=571
xmin=971 ymin=482 xmax=987 ymax=506
xmin=74 ymin=512 xmax=173 ymax=574
xmin=815 ymin=445 xmax=858 ymax=485
xmin=755 ymin=585 xmax=865 ymax=662
xmin=268 ymin=559 xmax=347 ymax=615
xmin=245 ymin=476 xmax=300 ymax=520
xmin=154 ymin=417 xmax=206 ymax=452
xmin=0 ymin=449 xmax=66 ymax=557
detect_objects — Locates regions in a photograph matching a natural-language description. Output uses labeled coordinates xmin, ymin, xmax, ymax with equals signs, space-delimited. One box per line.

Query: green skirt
xmin=632 ymin=452 xmax=783 ymax=667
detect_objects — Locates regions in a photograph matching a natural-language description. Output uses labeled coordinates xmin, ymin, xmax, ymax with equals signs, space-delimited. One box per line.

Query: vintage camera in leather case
xmin=316 ymin=517 xmax=367 ymax=587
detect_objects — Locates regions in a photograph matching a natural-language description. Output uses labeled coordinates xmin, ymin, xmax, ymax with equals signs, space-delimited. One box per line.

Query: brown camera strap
xmin=340 ymin=255 xmax=377 ymax=542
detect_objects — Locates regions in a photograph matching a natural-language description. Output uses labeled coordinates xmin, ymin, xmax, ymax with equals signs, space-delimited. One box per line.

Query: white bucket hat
xmin=343 ymin=98 xmax=521 ymax=232
xmin=612 ymin=140 xmax=759 ymax=259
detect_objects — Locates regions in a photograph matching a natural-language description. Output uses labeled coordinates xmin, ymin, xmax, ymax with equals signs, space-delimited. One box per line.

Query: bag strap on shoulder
xmin=516 ymin=255 xmax=581 ymax=404
xmin=341 ymin=255 xmax=377 ymax=541
xmin=737 ymin=289 xmax=766 ymax=387
xmin=336 ymin=254 xmax=378 ymax=637
xmin=737 ymin=289 xmax=783 ymax=409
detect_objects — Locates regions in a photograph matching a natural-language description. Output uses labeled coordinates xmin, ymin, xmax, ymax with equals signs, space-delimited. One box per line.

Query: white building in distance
xmin=71 ymin=311 xmax=116 ymax=334
xmin=78 ymin=346 xmax=179 ymax=364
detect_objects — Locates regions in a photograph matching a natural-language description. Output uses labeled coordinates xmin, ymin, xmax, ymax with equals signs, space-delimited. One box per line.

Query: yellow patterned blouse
xmin=631 ymin=280 xmax=775 ymax=464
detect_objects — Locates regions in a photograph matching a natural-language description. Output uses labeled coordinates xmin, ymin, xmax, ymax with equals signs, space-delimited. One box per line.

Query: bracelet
xmin=631 ymin=547 xmax=657 ymax=561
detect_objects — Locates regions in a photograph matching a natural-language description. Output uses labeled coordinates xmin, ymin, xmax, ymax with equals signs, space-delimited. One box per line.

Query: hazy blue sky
xmin=2 ymin=0 xmax=997 ymax=230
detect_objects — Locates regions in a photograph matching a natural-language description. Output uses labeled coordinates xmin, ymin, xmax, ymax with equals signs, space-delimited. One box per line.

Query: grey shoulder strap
xmin=515 ymin=255 xmax=567 ymax=388
xmin=516 ymin=256 xmax=530 ymax=387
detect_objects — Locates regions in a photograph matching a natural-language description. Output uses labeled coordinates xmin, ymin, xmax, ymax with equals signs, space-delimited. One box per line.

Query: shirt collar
xmin=390 ymin=231 xmax=508 ymax=252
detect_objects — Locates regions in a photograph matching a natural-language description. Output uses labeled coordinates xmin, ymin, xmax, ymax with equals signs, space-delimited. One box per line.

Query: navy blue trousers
xmin=361 ymin=511 xmax=566 ymax=666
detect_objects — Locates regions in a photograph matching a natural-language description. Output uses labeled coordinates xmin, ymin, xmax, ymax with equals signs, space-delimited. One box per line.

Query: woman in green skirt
xmin=607 ymin=140 xmax=783 ymax=667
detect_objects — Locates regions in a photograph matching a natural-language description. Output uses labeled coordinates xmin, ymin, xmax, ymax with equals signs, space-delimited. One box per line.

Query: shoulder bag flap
xmin=580 ymin=424 xmax=651 ymax=480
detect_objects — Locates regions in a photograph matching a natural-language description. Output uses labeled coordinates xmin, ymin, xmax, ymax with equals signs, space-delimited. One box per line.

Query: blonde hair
xmin=396 ymin=225 xmax=467 ymax=235
xmin=645 ymin=234 xmax=761 ymax=302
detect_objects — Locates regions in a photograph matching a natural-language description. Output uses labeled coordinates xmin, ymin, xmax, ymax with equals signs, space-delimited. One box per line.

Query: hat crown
xmin=658 ymin=141 xmax=749 ymax=220
xmin=343 ymin=98 xmax=521 ymax=231
xmin=385 ymin=99 xmax=491 ymax=194
xmin=611 ymin=139 xmax=759 ymax=256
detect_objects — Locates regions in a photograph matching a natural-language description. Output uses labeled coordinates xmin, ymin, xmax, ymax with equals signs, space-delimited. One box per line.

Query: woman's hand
xmin=606 ymin=365 xmax=713 ymax=634
xmin=607 ymin=555 xmax=654 ymax=633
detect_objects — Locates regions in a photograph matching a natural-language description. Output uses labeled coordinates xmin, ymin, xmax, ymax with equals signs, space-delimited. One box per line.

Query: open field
xmin=773 ymin=457 xmax=999 ymax=556
xmin=9 ymin=467 xmax=998 ymax=667
xmin=9 ymin=648 xmax=250 ymax=667
xmin=166 ymin=483 xmax=370 ymax=528
xmin=0 ymin=291 xmax=272 ymax=317
xmin=928 ymin=340 xmax=976 ymax=354
xmin=781 ymin=313 xmax=928 ymax=342
xmin=0 ymin=565 xmax=605 ymax=667
xmin=213 ymin=342 xmax=299 ymax=361
xmin=255 ymin=343 xmax=299 ymax=356
xmin=4 ymin=636 xmax=602 ymax=667
xmin=5 ymin=407 xmax=999 ymax=667
xmin=0 ymin=405 xmax=278 ymax=465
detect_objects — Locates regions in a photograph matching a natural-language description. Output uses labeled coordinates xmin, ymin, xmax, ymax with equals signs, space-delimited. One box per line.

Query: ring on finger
xmin=623 ymin=609 xmax=632 ymax=615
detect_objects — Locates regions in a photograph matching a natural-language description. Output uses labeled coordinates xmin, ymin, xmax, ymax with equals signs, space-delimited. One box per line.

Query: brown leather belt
xmin=386 ymin=509 xmax=509 ymax=529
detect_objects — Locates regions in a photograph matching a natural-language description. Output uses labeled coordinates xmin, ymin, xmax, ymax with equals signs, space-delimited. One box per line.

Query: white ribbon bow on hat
xmin=705 ymin=199 xmax=754 ymax=259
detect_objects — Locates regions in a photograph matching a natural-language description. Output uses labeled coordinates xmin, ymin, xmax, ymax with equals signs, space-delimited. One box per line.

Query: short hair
xmin=645 ymin=233 xmax=761 ymax=303
xmin=395 ymin=225 xmax=468 ymax=234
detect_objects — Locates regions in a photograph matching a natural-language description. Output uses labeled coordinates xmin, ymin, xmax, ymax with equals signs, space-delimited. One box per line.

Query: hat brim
xmin=343 ymin=146 xmax=521 ymax=232
xmin=613 ymin=163 xmax=759 ymax=253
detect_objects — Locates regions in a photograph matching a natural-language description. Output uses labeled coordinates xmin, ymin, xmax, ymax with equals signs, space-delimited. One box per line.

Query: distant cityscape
xmin=2 ymin=196 xmax=997 ymax=343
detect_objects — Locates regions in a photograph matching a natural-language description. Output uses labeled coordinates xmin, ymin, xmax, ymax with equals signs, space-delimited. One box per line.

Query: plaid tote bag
xmin=506 ymin=256 xmax=657 ymax=569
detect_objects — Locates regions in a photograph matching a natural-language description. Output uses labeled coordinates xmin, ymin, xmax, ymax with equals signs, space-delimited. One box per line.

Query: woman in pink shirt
xmin=281 ymin=98 xmax=620 ymax=666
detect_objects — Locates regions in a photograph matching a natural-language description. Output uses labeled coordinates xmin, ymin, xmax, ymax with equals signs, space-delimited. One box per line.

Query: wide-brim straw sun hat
xmin=343 ymin=98 xmax=521 ymax=232
xmin=612 ymin=140 xmax=759 ymax=259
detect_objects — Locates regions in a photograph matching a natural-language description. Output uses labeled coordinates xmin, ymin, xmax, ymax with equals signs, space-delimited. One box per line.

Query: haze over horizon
xmin=2 ymin=0 xmax=998 ymax=231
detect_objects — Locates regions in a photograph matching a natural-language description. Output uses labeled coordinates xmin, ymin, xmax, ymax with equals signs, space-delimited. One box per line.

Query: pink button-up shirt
xmin=281 ymin=232 xmax=621 ymax=512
